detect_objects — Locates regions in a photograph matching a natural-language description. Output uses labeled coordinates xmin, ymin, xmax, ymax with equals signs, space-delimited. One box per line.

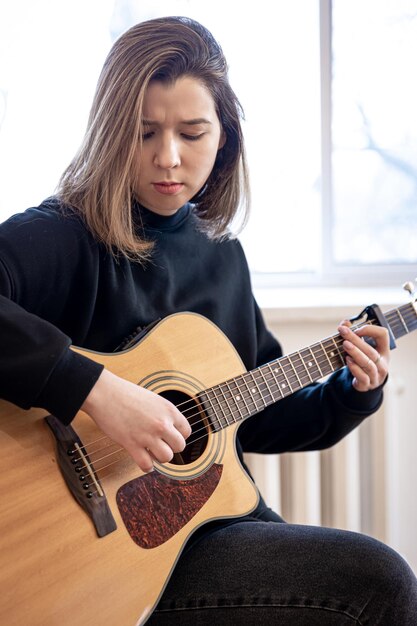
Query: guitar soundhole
xmin=159 ymin=390 xmax=209 ymax=465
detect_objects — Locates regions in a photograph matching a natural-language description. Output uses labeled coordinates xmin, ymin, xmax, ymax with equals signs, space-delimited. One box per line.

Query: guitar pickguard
xmin=116 ymin=464 xmax=223 ymax=548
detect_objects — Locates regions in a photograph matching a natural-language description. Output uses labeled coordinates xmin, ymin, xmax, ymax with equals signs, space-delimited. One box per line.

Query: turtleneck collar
xmin=133 ymin=201 xmax=192 ymax=232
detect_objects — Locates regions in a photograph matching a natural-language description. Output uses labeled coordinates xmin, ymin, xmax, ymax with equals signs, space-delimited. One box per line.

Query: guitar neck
xmin=200 ymin=300 xmax=417 ymax=431
xmin=384 ymin=301 xmax=417 ymax=340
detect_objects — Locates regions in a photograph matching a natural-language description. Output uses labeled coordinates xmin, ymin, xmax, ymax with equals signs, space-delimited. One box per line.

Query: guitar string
xmin=84 ymin=313 xmax=386 ymax=450
xmin=71 ymin=319 xmax=387 ymax=470
xmin=79 ymin=309 xmax=417 ymax=458
xmin=75 ymin=332 xmax=347 ymax=460
xmin=71 ymin=312 xmax=417 ymax=489
xmin=72 ymin=335 xmax=350 ymax=487
xmin=73 ymin=340 xmax=346 ymax=488
xmin=86 ymin=338 xmax=416 ymax=493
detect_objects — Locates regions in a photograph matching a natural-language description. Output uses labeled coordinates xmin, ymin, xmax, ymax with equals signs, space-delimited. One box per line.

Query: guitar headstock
xmin=349 ymin=280 xmax=417 ymax=350
xmin=403 ymin=278 xmax=417 ymax=330
xmin=403 ymin=279 xmax=417 ymax=315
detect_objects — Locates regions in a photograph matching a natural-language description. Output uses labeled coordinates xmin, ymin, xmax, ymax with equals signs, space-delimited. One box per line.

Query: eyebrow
xmin=142 ymin=118 xmax=212 ymax=126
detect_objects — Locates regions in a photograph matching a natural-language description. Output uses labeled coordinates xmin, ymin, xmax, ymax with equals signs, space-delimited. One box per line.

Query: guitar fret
xmin=403 ymin=310 xmax=417 ymax=328
xmin=198 ymin=299 xmax=417 ymax=433
xmin=397 ymin=308 xmax=409 ymax=333
xmin=299 ymin=352 xmax=314 ymax=383
xmin=239 ymin=375 xmax=259 ymax=414
xmin=319 ymin=340 xmax=334 ymax=373
xmin=386 ymin=303 xmax=417 ymax=338
xmin=209 ymin=388 xmax=230 ymax=429
xmin=291 ymin=352 xmax=312 ymax=386
xmin=278 ymin=358 xmax=294 ymax=393
xmin=224 ymin=380 xmax=245 ymax=422
xmin=314 ymin=343 xmax=334 ymax=376
xmin=251 ymin=372 xmax=268 ymax=408
xmin=331 ymin=336 xmax=344 ymax=362
xmin=299 ymin=348 xmax=320 ymax=381
xmin=259 ymin=367 xmax=274 ymax=400
xmin=323 ymin=338 xmax=344 ymax=371
xmin=267 ymin=365 xmax=285 ymax=400
xmin=229 ymin=380 xmax=251 ymax=417
xmin=287 ymin=355 xmax=302 ymax=388
xmin=266 ymin=363 xmax=284 ymax=400
xmin=218 ymin=383 xmax=237 ymax=424
xmin=390 ymin=311 xmax=407 ymax=338
xmin=200 ymin=390 xmax=223 ymax=431
xmin=256 ymin=368 xmax=274 ymax=404
xmin=212 ymin=386 xmax=233 ymax=427
xmin=312 ymin=345 xmax=329 ymax=375
xmin=224 ymin=381 xmax=242 ymax=421
xmin=307 ymin=345 xmax=324 ymax=378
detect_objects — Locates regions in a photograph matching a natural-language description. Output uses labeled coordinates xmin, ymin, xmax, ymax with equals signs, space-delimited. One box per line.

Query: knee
xmin=354 ymin=533 xmax=416 ymax=595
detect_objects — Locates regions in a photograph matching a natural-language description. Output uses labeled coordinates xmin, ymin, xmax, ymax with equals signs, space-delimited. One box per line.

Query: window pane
xmin=332 ymin=0 xmax=417 ymax=265
xmin=0 ymin=0 xmax=321 ymax=275
xmin=237 ymin=1 xmax=321 ymax=274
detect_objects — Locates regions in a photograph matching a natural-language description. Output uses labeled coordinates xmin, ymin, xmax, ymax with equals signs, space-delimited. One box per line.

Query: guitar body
xmin=0 ymin=313 xmax=259 ymax=626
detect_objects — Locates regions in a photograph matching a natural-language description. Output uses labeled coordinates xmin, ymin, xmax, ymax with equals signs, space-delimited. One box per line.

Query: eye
xmin=182 ymin=133 xmax=205 ymax=141
xmin=142 ymin=131 xmax=154 ymax=141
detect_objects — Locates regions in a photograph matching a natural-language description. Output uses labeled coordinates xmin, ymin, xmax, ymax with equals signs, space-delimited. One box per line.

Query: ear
xmin=218 ymin=129 xmax=226 ymax=150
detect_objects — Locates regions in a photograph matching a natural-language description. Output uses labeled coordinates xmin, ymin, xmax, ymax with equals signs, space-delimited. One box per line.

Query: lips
xmin=153 ymin=182 xmax=184 ymax=195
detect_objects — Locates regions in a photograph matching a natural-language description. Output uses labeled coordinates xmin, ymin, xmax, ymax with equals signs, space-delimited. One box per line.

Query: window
xmin=0 ymin=0 xmax=415 ymax=287
xmin=329 ymin=0 xmax=417 ymax=281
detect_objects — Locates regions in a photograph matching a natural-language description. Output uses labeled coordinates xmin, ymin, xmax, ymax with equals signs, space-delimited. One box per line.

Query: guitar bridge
xmin=45 ymin=415 xmax=117 ymax=537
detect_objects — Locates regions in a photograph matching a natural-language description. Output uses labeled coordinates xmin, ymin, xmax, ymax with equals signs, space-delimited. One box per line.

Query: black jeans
xmin=148 ymin=520 xmax=417 ymax=625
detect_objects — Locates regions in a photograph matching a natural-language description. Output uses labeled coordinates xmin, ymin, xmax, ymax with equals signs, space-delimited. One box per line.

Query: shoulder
xmin=1 ymin=197 xmax=87 ymax=238
xmin=0 ymin=198 xmax=100 ymax=296
xmin=0 ymin=197 xmax=95 ymax=255
xmin=213 ymin=234 xmax=250 ymax=270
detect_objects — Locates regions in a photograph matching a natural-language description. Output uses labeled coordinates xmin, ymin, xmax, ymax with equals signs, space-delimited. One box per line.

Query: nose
xmin=153 ymin=135 xmax=180 ymax=169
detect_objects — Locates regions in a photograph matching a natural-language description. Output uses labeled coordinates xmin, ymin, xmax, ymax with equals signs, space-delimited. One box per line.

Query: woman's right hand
xmin=81 ymin=369 xmax=192 ymax=473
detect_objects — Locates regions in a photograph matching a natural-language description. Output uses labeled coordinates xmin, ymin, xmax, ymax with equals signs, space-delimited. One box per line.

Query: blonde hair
xmin=57 ymin=16 xmax=250 ymax=260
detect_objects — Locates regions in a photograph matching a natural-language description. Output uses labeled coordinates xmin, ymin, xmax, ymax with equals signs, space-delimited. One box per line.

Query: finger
xmin=339 ymin=319 xmax=352 ymax=328
xmin=161 ymin=397 xmax=192 ymax=438
xmin=160 ymin=424 xmax=188 ymax=454
xmin=372 ymin=351 xmax=383 ymax=366
xmin=360 ymin=354 xmax=378 ymax=380
xmin=339 ymin=325 xmax=384 ymax=365
xmin=149 ymin=439 xmax=176 ymax=464
xmin=342 ymin=338 xmax=376 ymax=369
xmin=354 ymin=324 xmax=390 ymax=355
xmin=129 ymin=447 xmax=155 ymax=473
xmin=174 ymin=413 xmax=192 ymax=439
xmin=345 ymin=356 xmax=374 ymax=391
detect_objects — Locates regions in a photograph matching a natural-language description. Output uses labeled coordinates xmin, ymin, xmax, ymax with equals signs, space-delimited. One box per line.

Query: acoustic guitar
xmin=1 ymin=292 xmax=416 ymax=625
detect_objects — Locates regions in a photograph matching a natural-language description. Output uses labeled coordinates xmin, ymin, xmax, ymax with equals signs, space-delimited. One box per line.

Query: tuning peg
xmin=403 ymin=281 xmax=415 ymax=296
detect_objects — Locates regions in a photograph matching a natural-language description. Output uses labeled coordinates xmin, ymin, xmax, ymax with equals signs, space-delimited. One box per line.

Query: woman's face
xmin=132 ymin=76 xmax=225 ymax=216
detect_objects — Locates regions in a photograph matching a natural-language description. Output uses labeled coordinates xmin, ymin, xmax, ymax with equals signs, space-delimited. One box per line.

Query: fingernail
xmin=339 ymin=326 xmax=349 ymax=336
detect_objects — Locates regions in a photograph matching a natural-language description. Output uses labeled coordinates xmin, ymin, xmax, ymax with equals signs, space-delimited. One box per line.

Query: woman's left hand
xmin=337 ymin=321 xmax=390 ymax=392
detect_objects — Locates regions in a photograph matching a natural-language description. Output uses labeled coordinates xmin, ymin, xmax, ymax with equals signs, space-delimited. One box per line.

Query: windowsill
xmin=255 ymin=286 xmax=410 ymax=323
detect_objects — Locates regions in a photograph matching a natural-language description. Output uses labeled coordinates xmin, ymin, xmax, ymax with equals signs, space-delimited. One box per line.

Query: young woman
xmin=1 ymin=16 xmax=416 ymax=625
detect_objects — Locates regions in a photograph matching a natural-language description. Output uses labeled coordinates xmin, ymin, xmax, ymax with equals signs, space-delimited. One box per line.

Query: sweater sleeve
xmin=0 ymin=293 xmax=103 ymax=424
xmin=0 ymin=207 xmax=104 ymax=424
xmin=237 ymin=298 xmax=384 ymax=454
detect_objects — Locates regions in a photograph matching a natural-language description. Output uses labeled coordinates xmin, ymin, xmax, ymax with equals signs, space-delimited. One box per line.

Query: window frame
xmin=252 ymin=0 xmax=417 ymax=291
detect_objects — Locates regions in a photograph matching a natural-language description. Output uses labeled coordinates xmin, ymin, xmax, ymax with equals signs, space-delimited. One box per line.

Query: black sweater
xmin=0 ymin=198 xmax=383 ymax=459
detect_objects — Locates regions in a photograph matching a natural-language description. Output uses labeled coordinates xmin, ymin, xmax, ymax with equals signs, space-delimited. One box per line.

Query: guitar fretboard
xmin=199 ymin=300 xmax=417 ymax=431
xmin=385 ymin=301 xmax=417 ymax=339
